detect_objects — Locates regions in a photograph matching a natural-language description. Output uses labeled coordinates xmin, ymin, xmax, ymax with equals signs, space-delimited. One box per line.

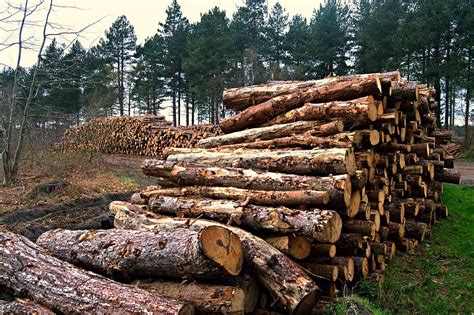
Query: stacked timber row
xmin=134 ymin=71 xmax=460 ymax=311
xmin=1 ymin=72 xmax=460 ymax=314
xmin=55 ymin=115 xmax=221 ymax=158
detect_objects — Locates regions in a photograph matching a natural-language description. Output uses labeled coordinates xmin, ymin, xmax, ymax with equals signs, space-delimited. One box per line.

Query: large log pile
xmin=1 ymin=71 xmax=461 ymax=314
xmin=55 ymin=115 xmax=221 ymax=157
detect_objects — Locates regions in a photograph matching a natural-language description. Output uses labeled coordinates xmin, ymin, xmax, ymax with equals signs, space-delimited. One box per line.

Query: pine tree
xmin=265 ymin=2 xmax=289 ymax=80
xmin=132 ymin=34 xmax=167 ymax=115
xmin=184 ymin=7 xmax=230 ymax=124
xmin=230 ymin=0 xmax=267 ymax=85
xmin=284 ymin=15 xmax=311 ymax=80
xmin=99 ymin=15 xmax=137 ymax=116
xmin=310 ymin=0 xmax=351 ymax=78
xmin=159 ymin=0 xmax=189 ymax=126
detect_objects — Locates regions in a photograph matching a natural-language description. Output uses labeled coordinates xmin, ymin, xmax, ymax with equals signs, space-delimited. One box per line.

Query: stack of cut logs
xmin=55 ymin=115 xmax=222 ymax=157
xmin=0 ymin=71 xmax=461 ymax=314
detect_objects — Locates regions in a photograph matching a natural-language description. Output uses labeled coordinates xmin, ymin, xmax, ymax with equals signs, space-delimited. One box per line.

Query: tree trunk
xmin=142 ymin=186 xmax=330 ymax=207
xmin=135 ymin=280 xmax=245 ymax=314
xmin=147 ymin=196 xmax=342 ymax=243
xmin=219 ymin=74 xmax=385 ymax=133
xmin=162 ymin=148 xmax=357 ymax=176
xmin=173 ymin=89 xmax=177 ymax=127
xmin=199 ymin=120 xmax=343 ymax=148
xmin=223 ymin=72 xmax=400 ymax=111
xmin=37 ymin=228 xmax=243 ymax=280
xmin=0 ymin=231 xmax=193 ymax=314
xmin=113 ymin=208 xmax=319 ymax=315
xmin=260 ymin=96 xmax=377 ymax=127
xmin=141 ymin=161 xmax=352 ymax=206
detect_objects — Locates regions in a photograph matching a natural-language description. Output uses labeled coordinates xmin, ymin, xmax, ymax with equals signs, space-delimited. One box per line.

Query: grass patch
xmin=352 ymin=184 xmax=474 ymax=314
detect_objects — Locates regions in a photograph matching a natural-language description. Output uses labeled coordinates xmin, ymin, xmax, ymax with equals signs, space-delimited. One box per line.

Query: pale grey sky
xmin=0 ymin=0 xmax=323 ymax=67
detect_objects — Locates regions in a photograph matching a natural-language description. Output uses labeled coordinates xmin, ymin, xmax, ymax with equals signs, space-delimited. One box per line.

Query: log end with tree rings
xmin=265 ymin=235 xmax=311 ymax=260
xmin=292 ymin=289 xmax=319 ymax=315
xmin=346 ymin=257 xmax=355 ymax=282
xmin=322 ymin=212 xmax=343 ymax=244
xmin=200 ymin=226 xmax=244 ymax=276
xmin=368 ymin=96 xmax=378 ymax=121
xmin=348 ymin=190 xmax=361 ymax=218
xmin=345 ymin=148 xmax=357 ymax=176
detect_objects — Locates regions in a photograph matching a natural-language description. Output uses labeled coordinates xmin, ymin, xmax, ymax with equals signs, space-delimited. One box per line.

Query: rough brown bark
xmin=37 ymin=228 xmax=243 ymax=280
xmin=147 ymin=196 xmax=342 ymax=243
xmin=198 ymin=120 xmax=342 ymax=148
xmin=134 ymin=280 xmax=245 ymax=314
xmin=261 ymin=96 xmax=377 ymax=127
xmin=222 ymin=72 xmax=400 ymax=112
xmin=218 ymin=132 xmax=352 ymax=150
xmin=0 ymin=231 xmax=193 ymax=314
xmin=161 ymin=147 xmax=356 ymax=176
xmin=434 ymin=168 xmax=461 ymax=184
xmin=142 ymin=162 xmax=352 ymax=208
xmin=113 ymin=207 xmax=319 ymax=314
xmin=342 ymin=220 xmax=376 ymax=238
xmin=219 ymin=74 xmax=386 ymax=133
xmin=142 ymin=186 xmax=330 ymax=207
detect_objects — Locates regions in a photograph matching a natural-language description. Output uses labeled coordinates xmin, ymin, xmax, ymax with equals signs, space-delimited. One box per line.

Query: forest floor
xmin=1 ymin=152 xmax=473 ymax=313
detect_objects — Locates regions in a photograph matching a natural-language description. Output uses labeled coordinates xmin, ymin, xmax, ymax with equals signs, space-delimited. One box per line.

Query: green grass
xmin=351 ymin=184 xmax=474 ymax=314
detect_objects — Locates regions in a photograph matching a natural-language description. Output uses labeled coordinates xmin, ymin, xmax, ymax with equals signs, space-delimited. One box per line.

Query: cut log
xmin=342 ymin=220 xmax=376 ymax=238
xmin=143 ymin=186 xmax=329 ymax=207
xmin=161 ymin=148 xmax=357 ymax=176
xmin=261 ymin=96 xmax=378 ymax=127
xmin=223 ymin=72 xmax=400 ymax=112
xmin=301 ymin=262 xmax=339 ymax=281
xmin=265 ymin=235 xmax=311 ymax=260
xmin=113 ymin=208 xmax=319 ymax=314
xmin=199 ymin=120 xmax=343 ymax=148
xmin=142 ymin=163 xmax=352 ymax=206
xmin=404 ymin=220 xmax=427 ymax=242
xmin=219 ymin=75 xmax=386 ymax=133
xmin=353 ymin=257 xmax=369 ymax=279
xmin=0 ymin=231 xmax=194 ymax=315
xmin=434 ymin=168 xmax=461 ymax=184
xmin=218 ymin=132 xmax=353 ymax=150
xmin=37 ymin=227 xmax=243 ymax=280
xmin=134 ymin=280 xmax=245 ymax=314
xmin=309 ymin=257 xmax=355 ymax=282
xmin=311 ymin=243 xmax=337 ymax=258
xmin=147 ymin=196 xmax=342 ymax=243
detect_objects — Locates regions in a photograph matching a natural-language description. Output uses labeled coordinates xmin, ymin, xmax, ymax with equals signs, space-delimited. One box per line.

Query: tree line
xmin=1 ymin=0 xmax=473 ymax=131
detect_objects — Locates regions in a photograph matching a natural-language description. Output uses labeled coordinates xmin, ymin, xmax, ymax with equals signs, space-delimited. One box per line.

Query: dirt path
xmin=454 ymin=160 xmax=474 ymax=186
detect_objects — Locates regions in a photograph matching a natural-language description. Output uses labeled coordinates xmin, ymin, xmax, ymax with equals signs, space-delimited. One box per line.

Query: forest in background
xmin=0 ymin=0 xmax=472 ymax=129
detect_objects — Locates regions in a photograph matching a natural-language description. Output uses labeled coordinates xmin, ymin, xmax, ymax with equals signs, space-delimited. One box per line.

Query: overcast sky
xmin=0 ymin=0 xmax=323 ymax=67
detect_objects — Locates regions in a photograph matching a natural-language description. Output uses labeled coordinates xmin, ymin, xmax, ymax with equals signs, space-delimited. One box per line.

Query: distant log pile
xmin=55 ymin=115 xmax=221 ymax=157
xmin=2 ymin=71 xmax=461 ymax=314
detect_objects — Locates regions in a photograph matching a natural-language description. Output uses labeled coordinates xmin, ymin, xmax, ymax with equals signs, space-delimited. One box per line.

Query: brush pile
xmin=0 ymin=71 xmax=461 ymax=314
xmin=55 ymin=115 xmax=221 ymax=157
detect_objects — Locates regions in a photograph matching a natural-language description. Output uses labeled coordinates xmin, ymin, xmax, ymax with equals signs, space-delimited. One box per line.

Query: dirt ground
xmin=454 ymin=160 xmax=474 ymax=186
xmin=0 ymin=153 xmax=154 ymax=240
